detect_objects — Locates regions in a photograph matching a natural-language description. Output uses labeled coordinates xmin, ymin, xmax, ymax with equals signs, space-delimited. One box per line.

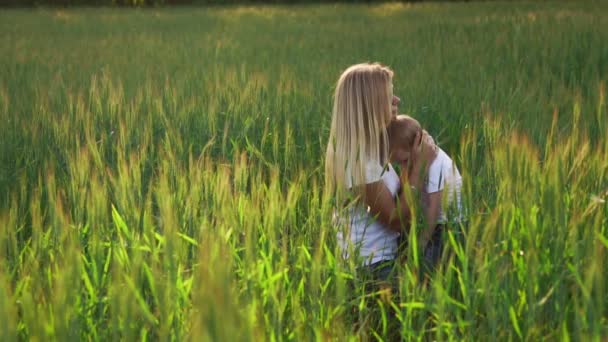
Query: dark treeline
xmin=1 ymin=0 xmax=475 ymax=7
xmin=1 ymin=0 xmax=189 ymax=5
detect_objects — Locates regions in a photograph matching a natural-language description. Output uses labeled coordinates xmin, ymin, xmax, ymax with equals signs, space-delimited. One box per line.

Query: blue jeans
xmin=367 ymin=259 xmax=396 ymax=283
xmin=422 ymin=225 xmax=444 ymax=273
xmin=360 ymin=259 xmax=398 ymax=298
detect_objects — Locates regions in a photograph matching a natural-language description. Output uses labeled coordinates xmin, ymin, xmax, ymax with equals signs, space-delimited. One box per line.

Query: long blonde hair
xmin=325 ymin=63 xmax=394 ymax=200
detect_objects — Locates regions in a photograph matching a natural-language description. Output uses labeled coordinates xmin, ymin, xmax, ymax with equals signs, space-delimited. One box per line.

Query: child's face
xmin=390 ymin=145 xmax=412 ymax=167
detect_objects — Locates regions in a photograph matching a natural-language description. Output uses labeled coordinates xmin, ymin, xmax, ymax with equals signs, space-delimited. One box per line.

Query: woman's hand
xmin=391 ymin=95 xmax=401 ymax=116
xmin=420 ymin=132 xmax=438 ymax=164
xmin=409 ymin=131 xmax=437 ymax=189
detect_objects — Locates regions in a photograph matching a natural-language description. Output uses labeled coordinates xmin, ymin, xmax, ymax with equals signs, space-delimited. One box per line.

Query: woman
xmin=325 ymin=63 xmax=435 ymax=280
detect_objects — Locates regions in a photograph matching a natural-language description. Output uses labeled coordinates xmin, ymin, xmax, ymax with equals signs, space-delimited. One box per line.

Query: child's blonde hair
xmin=387 ymin=114 xmax=423 ymax=153
xmin=325 ymin=63 xmax=394 ymax=198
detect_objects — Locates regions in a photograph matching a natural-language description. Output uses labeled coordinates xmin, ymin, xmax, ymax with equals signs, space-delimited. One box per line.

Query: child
xmin=387 ymin=115 xmax=463 ymax=271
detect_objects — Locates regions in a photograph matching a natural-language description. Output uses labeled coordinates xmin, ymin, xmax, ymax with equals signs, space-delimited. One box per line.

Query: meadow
xmin=0 ymin=1 xmax=607 ymax=340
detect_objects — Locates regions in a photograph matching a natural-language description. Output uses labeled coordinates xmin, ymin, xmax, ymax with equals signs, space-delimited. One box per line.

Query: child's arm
xmin=420 ymin=190 xmax=442 ymax=249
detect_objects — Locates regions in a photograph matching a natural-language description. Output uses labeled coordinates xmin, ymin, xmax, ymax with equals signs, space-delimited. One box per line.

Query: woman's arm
xmin=360 ymin=180 xmax=413 ymax=233
xmin=356 ymin=133 xmax=438 ymax=234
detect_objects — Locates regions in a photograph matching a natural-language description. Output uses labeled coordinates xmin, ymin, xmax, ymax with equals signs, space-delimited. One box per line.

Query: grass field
xmin=0 ymin=1 xmax=607 ymax=340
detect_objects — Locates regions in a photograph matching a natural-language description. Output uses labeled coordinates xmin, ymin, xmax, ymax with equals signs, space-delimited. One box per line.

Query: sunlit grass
xmin=0 ymin=2 xmax=607 ymax=340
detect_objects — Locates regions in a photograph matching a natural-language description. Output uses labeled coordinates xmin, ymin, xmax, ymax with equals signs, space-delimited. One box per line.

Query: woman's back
xmin=336 ymin=162 xmax=401 ymax=266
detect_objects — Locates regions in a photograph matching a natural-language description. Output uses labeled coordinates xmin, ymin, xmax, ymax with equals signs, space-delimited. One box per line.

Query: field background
xmin=1 ymin=1 xmax=607 ymax=340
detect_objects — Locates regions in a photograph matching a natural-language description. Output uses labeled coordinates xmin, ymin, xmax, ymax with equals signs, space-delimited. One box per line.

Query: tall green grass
xmin=0 ymin=2 xmax=607 ymax=340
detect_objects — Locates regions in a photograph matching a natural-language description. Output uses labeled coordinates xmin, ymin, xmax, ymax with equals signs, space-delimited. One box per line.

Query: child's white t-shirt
xmin=424 ymin=148 xmax=463 ymax=223
xmin=337 ymin=161 xmax=401 ymax=266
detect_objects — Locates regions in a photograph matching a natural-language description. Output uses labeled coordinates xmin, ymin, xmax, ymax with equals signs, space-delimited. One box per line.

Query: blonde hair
xmin=387 ymin=114 xmax=423 ymax=152
xmin=325 ymin=63 xmax=394 ymax=199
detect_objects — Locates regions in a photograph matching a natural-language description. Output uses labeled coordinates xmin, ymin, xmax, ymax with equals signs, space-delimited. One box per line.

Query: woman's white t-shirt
xmin=336 ymin=161 xmax=401 ymax=266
